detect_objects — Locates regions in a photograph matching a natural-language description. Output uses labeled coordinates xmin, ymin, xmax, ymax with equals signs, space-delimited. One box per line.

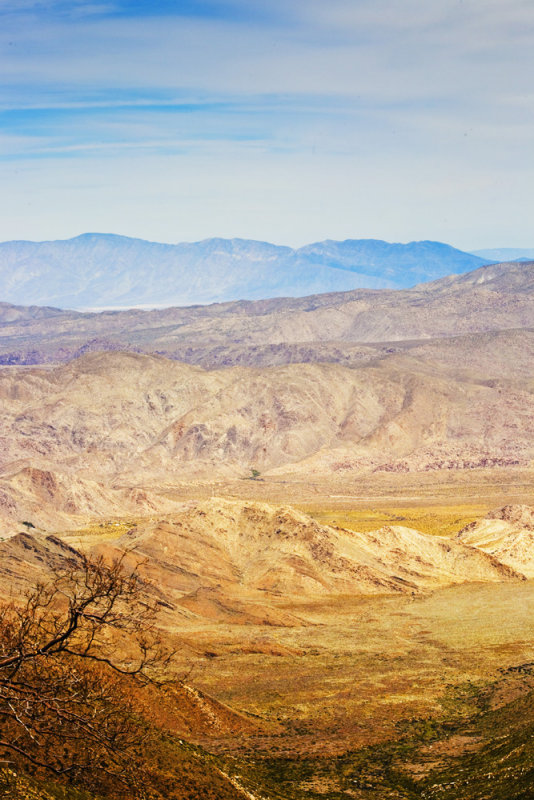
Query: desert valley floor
xmin=1 ymin=259 xmax=534 ymax=799
xmin=2 ymin=464 xmax=534 ymax=798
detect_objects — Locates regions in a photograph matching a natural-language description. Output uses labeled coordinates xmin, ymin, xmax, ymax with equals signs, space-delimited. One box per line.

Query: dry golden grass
xmin=304 ymin=504 xmax=487 ymax=537
xmin=48 ymin=487 xmax=534 ymax=769
xmin=60 ymin=518 xmax=143 ymax=548
xmin=186 ymin=580 xmax=534 ymax=759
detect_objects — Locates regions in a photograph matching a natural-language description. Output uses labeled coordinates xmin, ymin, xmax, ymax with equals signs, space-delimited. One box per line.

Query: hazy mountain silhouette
xmin=0 ymin=233 xmax=489 ymax=309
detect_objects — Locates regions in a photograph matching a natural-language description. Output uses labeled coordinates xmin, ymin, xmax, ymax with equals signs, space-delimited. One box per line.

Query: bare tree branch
xmin=0 ymin=553 xmax=174 ymax=796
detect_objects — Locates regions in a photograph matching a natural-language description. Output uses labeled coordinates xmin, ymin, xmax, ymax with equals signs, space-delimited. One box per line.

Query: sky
xmin=0 ymin=0 xmax=533 ymax=248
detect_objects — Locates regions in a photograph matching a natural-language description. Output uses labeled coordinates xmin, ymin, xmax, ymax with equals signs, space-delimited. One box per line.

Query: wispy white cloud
xmin=0 ymin=0 xmax=533 ymax=247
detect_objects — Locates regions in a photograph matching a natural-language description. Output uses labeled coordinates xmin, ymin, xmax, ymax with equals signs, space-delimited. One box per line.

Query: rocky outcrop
xmin=457 ymin=505 xmax=534 ymax=578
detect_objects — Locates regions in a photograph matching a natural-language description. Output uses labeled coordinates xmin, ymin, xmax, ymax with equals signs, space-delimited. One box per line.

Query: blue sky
xmin=0 ymin=0 xmax=533 ymax=247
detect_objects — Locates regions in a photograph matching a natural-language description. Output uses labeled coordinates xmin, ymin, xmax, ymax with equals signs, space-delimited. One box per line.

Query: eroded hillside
xmin=0 ymin=340 xmax=532 ymax=532
xmin=0 ymin=260 xmax=532 ymax=367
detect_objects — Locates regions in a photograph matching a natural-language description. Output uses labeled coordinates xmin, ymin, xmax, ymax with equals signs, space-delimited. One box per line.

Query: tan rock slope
xmin=0 ymin=345 xmax=531 ymax=494
xmin=0 ymin=339 xmax=532 ymax=532
xmin=90 ymin=500 xmax=524 ymax=607
xmin=0 ymin=531 xmax=81 ymax=600
xmin=0 ymin=462 xmax=178 ymax=536
xmin=0 ymin=500 xmax=525 ymax=626
xmin=457 ymin=505 xmax=534 ymax=578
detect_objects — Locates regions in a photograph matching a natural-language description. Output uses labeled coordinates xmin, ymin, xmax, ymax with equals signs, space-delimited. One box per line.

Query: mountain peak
xmin=0 ymin=234 xmax=492 ymax=310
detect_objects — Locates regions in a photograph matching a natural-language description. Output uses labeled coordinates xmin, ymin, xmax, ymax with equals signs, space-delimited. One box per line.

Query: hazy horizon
xmin=0 ymin=230 xmax=532 ymax=256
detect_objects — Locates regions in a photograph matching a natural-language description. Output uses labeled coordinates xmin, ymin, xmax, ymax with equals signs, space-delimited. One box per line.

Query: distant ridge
xmin=472 ymin=247 xmax=534 ymax=262
xmin=0 ymin=260 xmax=532 ymax=522
xmin=0 ymin=233 xmax=489 ymax=310
xmin=0 ymin=259 xmax=532 ymax=368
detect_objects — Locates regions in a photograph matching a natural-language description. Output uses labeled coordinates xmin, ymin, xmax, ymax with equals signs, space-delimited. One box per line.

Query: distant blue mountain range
xmin=470 ymin=248 xmax=534 ymax=263
xmin=0 ymin=234 xmax=493 ymax=310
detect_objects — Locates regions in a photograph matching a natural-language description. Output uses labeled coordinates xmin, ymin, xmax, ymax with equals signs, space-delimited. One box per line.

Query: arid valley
xmin=3 ymin=0 xmax=534 ymax=793
xmin=0 ymin=255 xmax=532 ymax=799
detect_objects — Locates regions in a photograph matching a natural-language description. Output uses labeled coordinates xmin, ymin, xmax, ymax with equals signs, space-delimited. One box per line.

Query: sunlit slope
xmin=0 ymin=344 xmax=531 ymax=488
xmin=457 ymin=504 xmax=534 ymax=577
xmin=1 ymin=500 xmax=526 ymax=614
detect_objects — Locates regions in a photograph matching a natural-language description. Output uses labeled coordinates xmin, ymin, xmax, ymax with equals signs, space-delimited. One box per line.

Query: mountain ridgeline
xmin=0 ymin=233 xmax=490 ymax=309
xmin=0 ymin=256 xmax=532 ymax=535
xmin=0 ymin=245 xmax=534 ymax=800
xmin=0 ymin=258 xmax=532 ymax=368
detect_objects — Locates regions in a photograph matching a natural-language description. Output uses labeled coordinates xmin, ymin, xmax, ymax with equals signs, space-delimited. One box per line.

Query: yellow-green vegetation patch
xmin=305 ymin=504 xmax=489 ymax=537
xmin=218 ymin=666 xmax=534 ymax=800
xmin=61 ymin=518 xmax=142 ymax=547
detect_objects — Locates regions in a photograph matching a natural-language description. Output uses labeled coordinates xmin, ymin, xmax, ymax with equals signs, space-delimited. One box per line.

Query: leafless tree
xmin=0 ymin=553 xmax=172 ymax=794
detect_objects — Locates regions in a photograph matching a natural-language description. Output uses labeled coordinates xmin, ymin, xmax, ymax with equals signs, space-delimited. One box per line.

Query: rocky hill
xmin=457 ymin=505 xmax=534 ymax=578
xmin=0 ymin=259 xmax=532 ymax=368
xmin=0 ymin=462 xmax=177 ymax=536
xmin=110 ymin=500 xmax=523 ymax=600
xmin=0 ymin=500 xmax=525 ymax=615
xmin=0 ymin=345 xmax=532 ymax=531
